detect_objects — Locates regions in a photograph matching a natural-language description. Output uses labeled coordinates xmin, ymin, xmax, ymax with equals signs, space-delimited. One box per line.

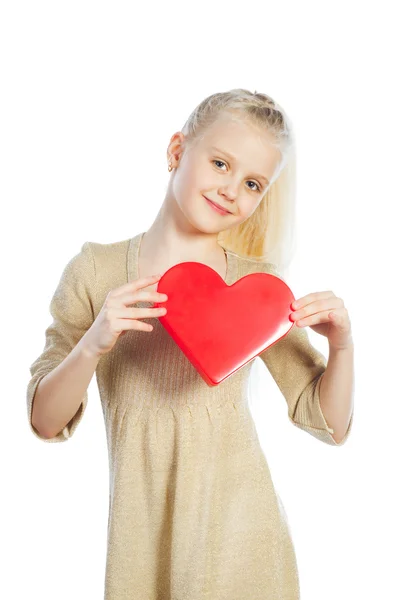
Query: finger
xmin=295 ymin=310 xmax=333 ymax=326
xmin=296 ymin=307 xmax=348 ymax=327
xmin=115 ymin=306 xmax=167 ymax=319
xmin=125 ymin=290 xmax=168 ymax=305
xmin=291 ymin=290 xmax=336 ymax=310
xmin=328 ymin=307 xmax=349 ymax=322
xmin=119 ymin=320 xmax=154 ymax=333
xmin=109 ymin=274 xmax=163 ymax=299
xmin=291 ymin=297 xmax=343 ymax=321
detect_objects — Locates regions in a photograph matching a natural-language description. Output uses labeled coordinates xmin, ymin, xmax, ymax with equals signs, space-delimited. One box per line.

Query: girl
xmin=27 ymin=88 xmax=354 ymax=599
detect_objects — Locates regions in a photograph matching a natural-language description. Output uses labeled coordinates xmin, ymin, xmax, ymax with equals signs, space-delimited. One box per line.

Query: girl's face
xmin=168 ymin=113 xmax=283 ymax=235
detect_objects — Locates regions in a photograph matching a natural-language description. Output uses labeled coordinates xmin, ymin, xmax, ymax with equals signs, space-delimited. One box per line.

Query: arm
xmin=257 ymin=261 xmax=354 ymax=446
xmin=319 ymin=341 xmax=354 ymax=445
xmin=32 ymin=338 xmax=100 ymax=439
xmin=27 ymin=241 xmax=97 ymax=442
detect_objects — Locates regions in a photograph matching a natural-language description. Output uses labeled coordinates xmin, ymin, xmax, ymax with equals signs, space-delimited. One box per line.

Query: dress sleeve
xmin=26 ymin=241 xmax=96 ymax=443
xmin=258 ymin=262 xmax=353 ymax=446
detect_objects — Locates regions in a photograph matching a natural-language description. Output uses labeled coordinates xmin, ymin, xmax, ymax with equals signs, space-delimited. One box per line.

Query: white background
xmin=1 ymin=1 xmax=399 ymax=598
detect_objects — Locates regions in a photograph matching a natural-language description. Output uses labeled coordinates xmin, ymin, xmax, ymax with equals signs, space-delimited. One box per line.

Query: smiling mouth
xmin=204 ymin=196 xmax=232 ymax=214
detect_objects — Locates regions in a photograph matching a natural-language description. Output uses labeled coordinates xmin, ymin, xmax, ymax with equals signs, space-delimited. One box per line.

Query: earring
xmin=168 ymin=154 xmax=175 ymax=172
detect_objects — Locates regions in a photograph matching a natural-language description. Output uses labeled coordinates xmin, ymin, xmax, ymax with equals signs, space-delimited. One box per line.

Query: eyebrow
xmin=210 ymin=146 xmax=270 ymax=185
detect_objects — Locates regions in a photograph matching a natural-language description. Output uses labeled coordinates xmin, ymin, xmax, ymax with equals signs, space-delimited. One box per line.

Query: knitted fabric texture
xmin=26 ymin=232 xmax=353 ymax=599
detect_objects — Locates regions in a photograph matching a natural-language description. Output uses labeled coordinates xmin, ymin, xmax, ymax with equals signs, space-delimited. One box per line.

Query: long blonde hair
xmin=179 ymin=88 xmax=297 ymax=275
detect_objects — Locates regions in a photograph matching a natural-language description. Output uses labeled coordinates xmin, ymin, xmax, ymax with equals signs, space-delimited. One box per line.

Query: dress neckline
xmin=128 ymin=231 xmax=233 ymax=288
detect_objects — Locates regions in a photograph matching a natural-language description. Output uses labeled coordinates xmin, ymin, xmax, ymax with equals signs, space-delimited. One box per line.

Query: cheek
xmin=239 ymin=197 xmax=260 ymax=218
xmin=175 ymin=165 xmax=209 ymax=204
xmin=172 ymin=171 xmax=201 ymax=214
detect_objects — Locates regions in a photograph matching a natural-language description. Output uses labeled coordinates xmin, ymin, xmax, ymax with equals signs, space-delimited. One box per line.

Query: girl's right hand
xmin=82 ymin=274 xmax=168 ymax=357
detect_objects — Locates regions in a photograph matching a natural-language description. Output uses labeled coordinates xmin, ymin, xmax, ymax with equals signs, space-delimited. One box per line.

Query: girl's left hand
xmin=290 ymin=291 xmax=353 ymax=351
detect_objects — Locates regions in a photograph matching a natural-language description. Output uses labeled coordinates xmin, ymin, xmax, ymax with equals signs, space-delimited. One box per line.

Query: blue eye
xmin=214 ymin=160 xmax=226 ymax=169
xmin=247 ymin=181 xmax=260 ymax=192
xmin=212 ymin=160 xmax=261 ymax=192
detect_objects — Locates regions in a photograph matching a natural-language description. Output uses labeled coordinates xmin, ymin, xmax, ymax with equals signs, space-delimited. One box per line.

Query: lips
xmin=204 ymin=196 xmax=232 ymax=214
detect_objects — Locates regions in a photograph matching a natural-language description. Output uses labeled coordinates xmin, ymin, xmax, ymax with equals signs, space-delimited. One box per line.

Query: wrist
xmin=78 ymin=335 xmax=102 ymax=361
xmin=329 ymin=337 xmax=354 ymax=352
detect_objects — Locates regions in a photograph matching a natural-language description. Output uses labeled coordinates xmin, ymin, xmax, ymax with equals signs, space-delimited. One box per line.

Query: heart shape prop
xmin=154 ymin=262 xmax=295 ymax=386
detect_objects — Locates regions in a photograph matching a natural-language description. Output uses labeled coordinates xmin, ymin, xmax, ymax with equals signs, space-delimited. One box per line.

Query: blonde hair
xmin=179 ymin=88 xmax=297 ymax=275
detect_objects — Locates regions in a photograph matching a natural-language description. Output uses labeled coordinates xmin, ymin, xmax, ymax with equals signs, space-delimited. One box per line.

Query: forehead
xmin=200 ymin=113 xmax=281 ymax=177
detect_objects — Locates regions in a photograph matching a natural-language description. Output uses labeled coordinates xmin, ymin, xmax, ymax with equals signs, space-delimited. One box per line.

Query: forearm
xmin=319 ymin=341 xmax=354 ymax=444
xmin=31 ymin=334 xmax=101 ymax=439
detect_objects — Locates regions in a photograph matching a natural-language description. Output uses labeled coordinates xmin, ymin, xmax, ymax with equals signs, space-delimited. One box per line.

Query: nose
xmin=219 ymin=184 xmax=238 ymax=202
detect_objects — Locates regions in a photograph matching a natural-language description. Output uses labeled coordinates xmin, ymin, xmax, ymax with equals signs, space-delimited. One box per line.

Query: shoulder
xmin=87 ymin=236 xmax=132 ymax=269
xmin=85 ymin=235 xmax=134 ymax=281
xmin=84 ymin=236 xmax=137 ymax=314
xmin=64 ymin=237 xmax=132 ymax=279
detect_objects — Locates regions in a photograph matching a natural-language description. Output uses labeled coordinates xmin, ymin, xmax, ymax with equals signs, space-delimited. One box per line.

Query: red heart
xmin=154 ymin=262 xmax=295 ymax=386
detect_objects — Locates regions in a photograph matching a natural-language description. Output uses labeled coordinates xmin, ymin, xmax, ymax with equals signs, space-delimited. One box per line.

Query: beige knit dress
xmin=26 ymin=231 xmax=353 ymax=600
